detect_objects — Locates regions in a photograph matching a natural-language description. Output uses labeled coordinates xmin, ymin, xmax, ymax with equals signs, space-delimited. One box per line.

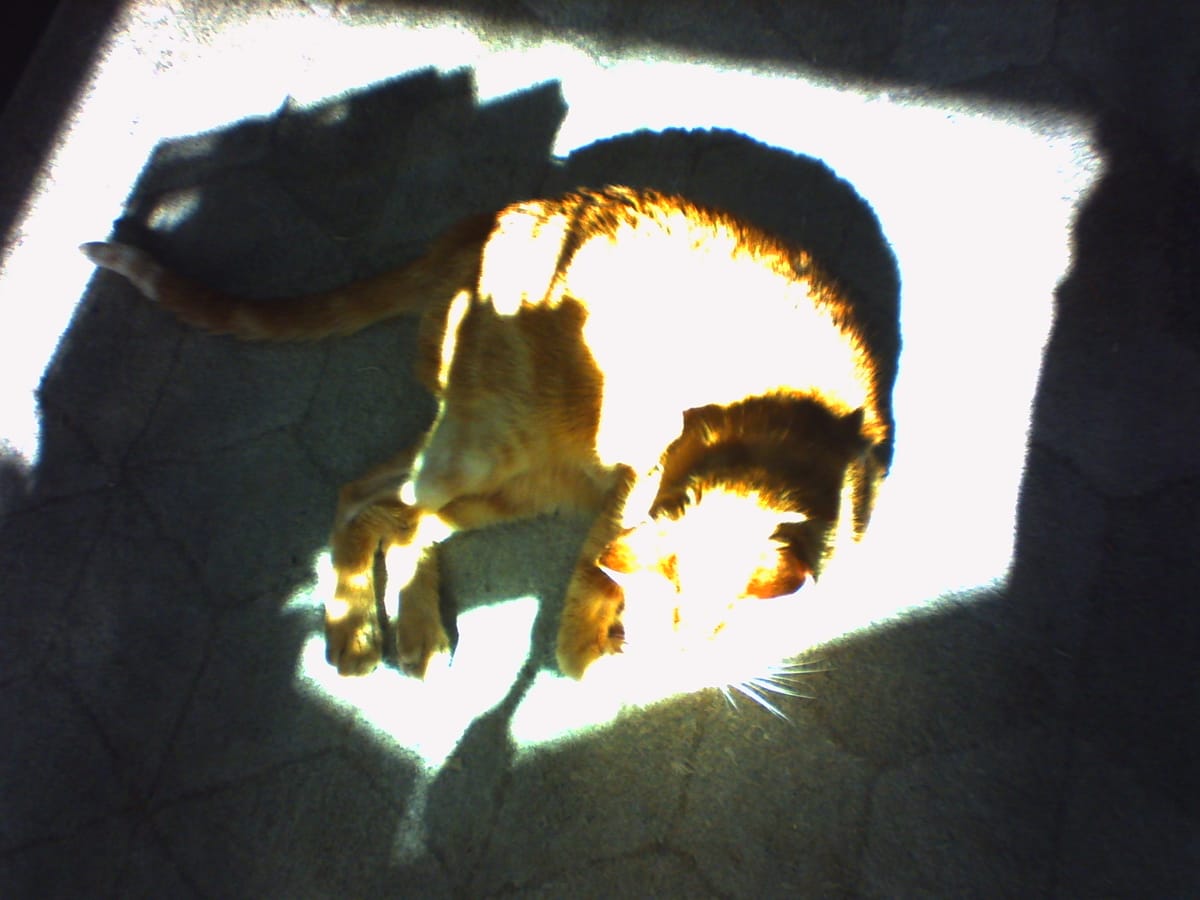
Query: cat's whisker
xmin=772 ymin=657 xmax=831 ymax=677
xmin=716 ymin=655 xmax=830 ymax=719
xmin=746 ymin=676 xmax=807 ymax=699
xmin=727 ymin=680 xmax=789 ymax=720
xmin=719 ymin=685 xmax=738 ymax=709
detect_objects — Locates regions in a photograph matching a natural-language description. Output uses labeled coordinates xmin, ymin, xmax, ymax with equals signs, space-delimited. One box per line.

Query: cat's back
xmin=461 ymin=187 xmax=881 ymax=469
xmin=547 ymin=189 xmax=872 ymax=413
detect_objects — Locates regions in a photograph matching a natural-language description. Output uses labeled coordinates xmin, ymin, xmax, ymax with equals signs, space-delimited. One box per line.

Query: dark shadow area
xmin=0 ymin=2 xmax=60 ymax=113
xmin=0 ymin=0 xmax=122 ymax=251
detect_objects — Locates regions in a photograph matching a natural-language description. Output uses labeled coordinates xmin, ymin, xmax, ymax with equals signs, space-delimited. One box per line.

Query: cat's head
xmin=597 ymin=484 xmax=826 ymax=649
xmin=597 ymin=394 xmax=875 ymax=651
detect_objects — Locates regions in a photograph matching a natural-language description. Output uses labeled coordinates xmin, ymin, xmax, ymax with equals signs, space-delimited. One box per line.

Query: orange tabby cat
xmin=81 ymin=186 xmax=892 ymax=680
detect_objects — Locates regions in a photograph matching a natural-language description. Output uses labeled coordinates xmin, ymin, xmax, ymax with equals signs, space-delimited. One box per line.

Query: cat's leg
xmin=557 ymin=562 xmax=627 ymax=679
xmin=555 ymin=466 xmax=636 ymax=679
xmin=326 ymin=503 xmax=389 ymax=675
xmin=329 ymin=484 xmax=455 ymax=677
xmin=382 ymin=513 xmax=452 ymax=678
xmin=387 ymin=476 xmax=603 ymax=677
xmin=326 ymin=449 xmax=425 ymax=675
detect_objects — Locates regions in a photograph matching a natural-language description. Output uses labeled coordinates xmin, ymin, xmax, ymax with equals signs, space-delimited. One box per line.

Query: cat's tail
xmin=79 ymin=213 xmax=495 ymax=341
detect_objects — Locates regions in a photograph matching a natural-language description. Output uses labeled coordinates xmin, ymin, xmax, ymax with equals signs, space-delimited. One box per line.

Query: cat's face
xmin=598 ymin=486 xmax=818 ymax=648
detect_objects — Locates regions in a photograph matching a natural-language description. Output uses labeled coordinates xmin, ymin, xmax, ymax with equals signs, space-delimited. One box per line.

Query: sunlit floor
xmin=16 ymin=3 xmax=1192 ymax=896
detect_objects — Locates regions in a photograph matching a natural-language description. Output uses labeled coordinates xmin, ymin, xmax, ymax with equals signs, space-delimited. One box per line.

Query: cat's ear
xmin=742 ymin=543 xmax=811 ymax=599
xmin=749 ymin=520 xmax=822 ymax=597
xmin=597 ymin=532 xmax=640 ymax=574
xmin=596 ymin=534 xmax=644 ymax=593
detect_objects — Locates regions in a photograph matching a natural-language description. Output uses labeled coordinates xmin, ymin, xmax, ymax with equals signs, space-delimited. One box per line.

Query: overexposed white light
xmin=1 ymin=0 xmax=1102 ymax=808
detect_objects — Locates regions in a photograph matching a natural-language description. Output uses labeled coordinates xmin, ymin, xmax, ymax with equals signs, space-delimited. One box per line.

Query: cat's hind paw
xmin=325 ymin=610 xmax=383 ymax=676
xmin=556 ymin=570 xmax=626 ymax=679
xmin=395 ymin=607 xmax=451 ymax=679
xmin=556 ymin=613 xmax=625 ymax=679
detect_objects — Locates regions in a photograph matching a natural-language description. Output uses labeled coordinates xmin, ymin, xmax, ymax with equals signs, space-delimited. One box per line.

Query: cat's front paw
xmin=395 ymin=604 xmax=451 ymax=678
xmin=556 ymin=566 xmax=625 ymax=679
xmin=325 ymin=608 xmax=382 ymax=676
